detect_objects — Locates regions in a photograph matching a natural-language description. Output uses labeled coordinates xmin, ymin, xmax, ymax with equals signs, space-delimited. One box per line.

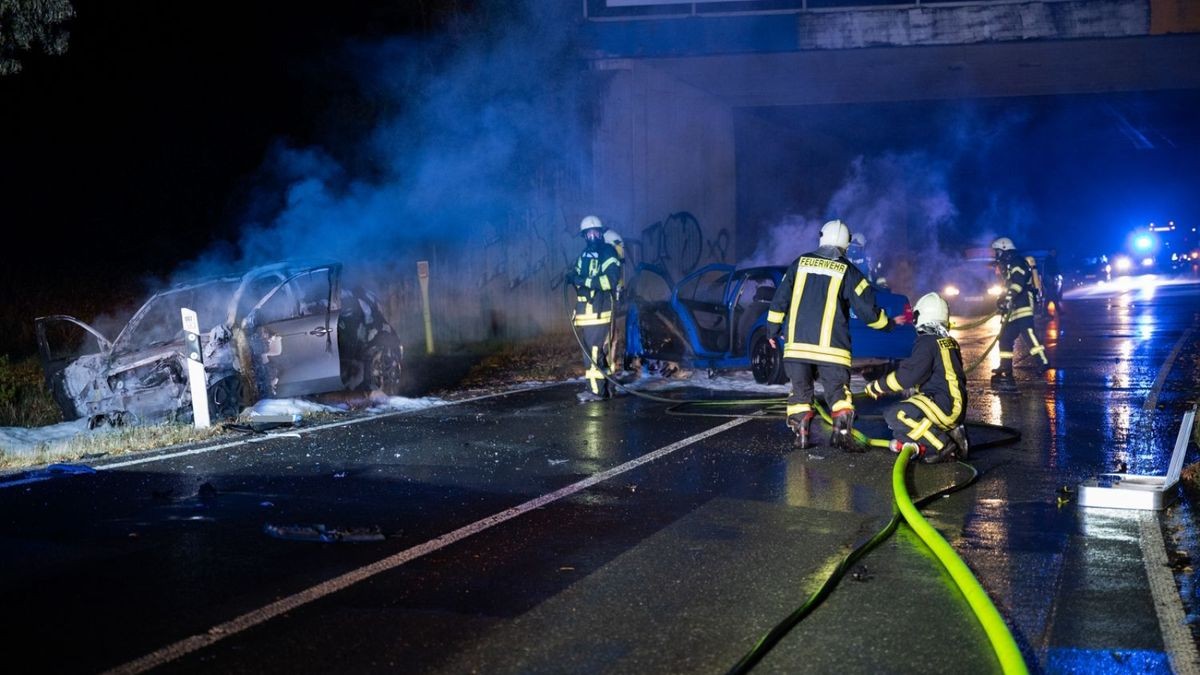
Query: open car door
xmin=34 ymin=315 xmax=112 ymax=420
xmin=246 ymin=266 xmax=343 ymax=398
xmin=671 ymin=264 xmax=736 ymax=357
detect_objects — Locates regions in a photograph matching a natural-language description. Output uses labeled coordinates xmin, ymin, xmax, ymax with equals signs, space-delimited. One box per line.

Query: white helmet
xmin=603 ymin=229 xmax=624 ymax=255
xmin=851 ymin=232 xmax=866 ymax=247
xmin=913 ymin=292 xmax=949 ymax=328
xmin=991 ymin=236 xmax=1015 ymax=252
xmin=580 ymin=215 xmax=603 ymax=233
xmin=819 ymin=219 xmax=851 ymax=250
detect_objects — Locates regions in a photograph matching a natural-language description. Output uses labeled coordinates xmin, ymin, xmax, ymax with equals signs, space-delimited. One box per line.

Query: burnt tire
xmin=207 ymin=375 xmax=244 ymax=420
xmin=363 ymin=343 xmax=403 ymax=395
xmin=750 ymin=330 xmax=787 ymax=385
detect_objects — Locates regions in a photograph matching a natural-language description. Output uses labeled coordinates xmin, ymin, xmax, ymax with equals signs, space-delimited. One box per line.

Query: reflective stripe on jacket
xmin=766 ymin=246 xmax=891 ymax=367
xmin=573 ymin=242 xmax=622 ymax=326
xmin=866 ymin=333 xmax=967 ymax=430
xmin=1003 ymin=255 xmax=1035 ymax=321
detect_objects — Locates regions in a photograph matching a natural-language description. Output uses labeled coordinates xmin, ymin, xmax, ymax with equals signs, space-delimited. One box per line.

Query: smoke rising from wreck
xmin=740 ymin=107 xmax=1039 ymax=306
xmin=175 ymin=4 xmax=1044 ymax=346
xmin=173 ymin=2 xmax=591 ymax=346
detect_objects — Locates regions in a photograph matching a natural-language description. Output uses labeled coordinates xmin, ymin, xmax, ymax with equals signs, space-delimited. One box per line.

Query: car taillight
xmin=902 ymin=303 xmax=914 ymax=325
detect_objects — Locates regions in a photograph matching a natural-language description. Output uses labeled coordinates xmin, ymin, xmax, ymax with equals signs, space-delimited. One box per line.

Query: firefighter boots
xmin=947 ymin=424 xmax=970 ymax=460
xmin=786 ymin=412 xmax=815 ymax=450
xmin=990 ymin=368 xmax=1018 ymax=393
xmin=831 ymin=409 xmax=863 ymax=452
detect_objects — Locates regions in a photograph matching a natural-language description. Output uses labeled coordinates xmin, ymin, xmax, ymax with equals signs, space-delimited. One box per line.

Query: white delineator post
xmin=418 ymin=260 xmax=434 ymax=354
xmin=181 ymin=308 xmax=211 ymax=429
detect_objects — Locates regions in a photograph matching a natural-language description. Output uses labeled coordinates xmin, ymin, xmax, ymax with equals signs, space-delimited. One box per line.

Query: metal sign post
xmin=181 ymin=308 xmax=211 ymax=429
xmin=418 ymin=260 xmax=434 ymax=354
xmin=1077 ymin=404 xmax=1197 ymax=510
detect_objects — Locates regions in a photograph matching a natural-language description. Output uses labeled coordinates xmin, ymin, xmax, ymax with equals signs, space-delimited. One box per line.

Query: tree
xmin=0 ymin=0 xmax=74 ymax=75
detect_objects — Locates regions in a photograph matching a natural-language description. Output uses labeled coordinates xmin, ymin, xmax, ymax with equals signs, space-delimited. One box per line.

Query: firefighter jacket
xmin=865 ymin=332 xmax=967 ymax=430
xmin=571 ymin=241 xmax=622 ymax=327
xmin=1000 ymin=254 xmax=1036 ymax=321
xmin=766 ymin=246 xmax=892 ymax=367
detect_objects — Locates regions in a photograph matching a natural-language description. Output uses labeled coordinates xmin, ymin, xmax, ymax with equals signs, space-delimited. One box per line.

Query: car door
xmin=34 ymin=315 xmax=113 ymax=419
xmin=671 ymin=264 xmax=735 ymax=357
xmin=247 ymin=267 xmax=342 ymax=397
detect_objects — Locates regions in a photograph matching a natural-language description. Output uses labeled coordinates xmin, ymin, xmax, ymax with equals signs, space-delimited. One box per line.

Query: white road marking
xmin=1138 ymin=512 xmax=1200 ymax=674
xmin=1144 ymin=324 xmax=1197 ymax=411
xmin=104 ymin=415 xmax=753 ymax=674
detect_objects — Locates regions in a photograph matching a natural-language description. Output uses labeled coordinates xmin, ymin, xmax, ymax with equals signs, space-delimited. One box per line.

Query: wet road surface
xmin=2 ymin=277 xmax=1198 ymax=674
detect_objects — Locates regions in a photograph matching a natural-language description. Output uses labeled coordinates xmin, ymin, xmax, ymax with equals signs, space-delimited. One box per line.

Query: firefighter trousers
xmin=998 ymin=315 xmax=1047 ymax=372
xmin=580 ymin=324 xmax=611 ymax=397
xmin=885 ymin=399 xmax=954 ymax=452
xmin=783 ymin=360 xmax=852 ymax=420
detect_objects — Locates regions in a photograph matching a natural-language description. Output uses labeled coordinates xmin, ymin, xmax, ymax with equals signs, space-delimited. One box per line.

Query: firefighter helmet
xmin=913 ymin=292 xmax=949 ymax=328
xmin=851 ymin=232 xmax=866 ymax=247
xmin=603 ymin=229 xmax=624 ymax=258
xmin=580 ymin=215 xmax=603 ymax=233
xmin=819 ymin=220 xmax=851 ymax=250
xmin=991 ymin=236 xmax=1015 ymax=252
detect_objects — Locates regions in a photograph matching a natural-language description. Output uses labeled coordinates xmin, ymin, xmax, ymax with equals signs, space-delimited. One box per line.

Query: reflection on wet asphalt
xmin=0 ymin=279 xmax=1197 ymax=674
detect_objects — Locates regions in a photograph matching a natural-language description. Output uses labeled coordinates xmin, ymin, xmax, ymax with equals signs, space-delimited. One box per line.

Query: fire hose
xmin=565 ymin=305 xmax=1027 ymax=673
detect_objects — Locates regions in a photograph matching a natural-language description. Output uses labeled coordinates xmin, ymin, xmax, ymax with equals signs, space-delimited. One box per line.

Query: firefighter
xmin=864 ymin=292 xmax=970 ymax=464
xmin=602 ymin=227 xmax=628 ymax=370
xmin=567 ymin=215 xmax=623 ymax=401
xmin=990 ymin=236 xmax=1049 ymax=392
xmin=767 ymin=219 xmax=895 ymax=450
xmin=847 ymin=232 xmax=877 ymax=281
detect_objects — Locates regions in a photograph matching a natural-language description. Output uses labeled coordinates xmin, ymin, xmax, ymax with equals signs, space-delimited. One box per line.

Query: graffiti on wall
xmin=622 ymin=211 xmax=730 ymax=280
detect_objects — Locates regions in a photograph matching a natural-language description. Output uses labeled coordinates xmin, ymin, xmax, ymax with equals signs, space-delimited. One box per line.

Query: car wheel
xmin=207 ymin=375 xmax=244 ymax=420
xmin=750 ymin=330 xmax=787 ymax=385
xmin=363 ymin=343 xmax=403 ymax=395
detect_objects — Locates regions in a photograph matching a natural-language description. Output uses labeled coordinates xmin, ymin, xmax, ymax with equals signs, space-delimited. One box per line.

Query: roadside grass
xmin=0 ymin=355 xmax=62 ymax=428
xmin=0 ymin=422 xmax=226 ymax=471
xmin=0 ymin=408 xmax=354 ymax=472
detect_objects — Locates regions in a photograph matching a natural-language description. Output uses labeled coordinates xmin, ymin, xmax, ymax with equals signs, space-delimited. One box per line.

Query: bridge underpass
xmin=583 ymin=1 xmax=1200 ymax=280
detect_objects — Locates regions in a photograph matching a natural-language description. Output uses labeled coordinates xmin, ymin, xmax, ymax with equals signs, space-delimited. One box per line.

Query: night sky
xmin=1 ymin=1 xmax=470 ymax=356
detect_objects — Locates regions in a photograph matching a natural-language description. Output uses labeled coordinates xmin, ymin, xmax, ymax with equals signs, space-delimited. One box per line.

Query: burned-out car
xmin=36 ymin=261 xmax=403 ymax=427
xmin=625 ymin=263 xmax=916 ymax=384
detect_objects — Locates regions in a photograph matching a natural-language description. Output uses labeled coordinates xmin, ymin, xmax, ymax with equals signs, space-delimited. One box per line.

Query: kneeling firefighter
xmin=767 ymin=219 xmax=895 ymax=450
xmin=567 ymin=215 xmax=623 ymax=401
xmin=864 ymin=292 xmax=970 ymax=464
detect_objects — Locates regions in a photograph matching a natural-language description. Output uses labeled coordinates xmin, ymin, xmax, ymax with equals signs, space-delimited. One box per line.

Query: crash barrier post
xmin=417 ymin=260 xmax=434 ymax=354
xmin=180 ymin=308 xmax=211 ymax=429
xmin=1077 ymin=404 xmax=1197 ymax=510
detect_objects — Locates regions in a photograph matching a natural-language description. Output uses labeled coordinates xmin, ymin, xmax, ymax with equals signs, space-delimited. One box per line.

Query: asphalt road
xmin=2 ymin=277 xmax=1199 ymax=674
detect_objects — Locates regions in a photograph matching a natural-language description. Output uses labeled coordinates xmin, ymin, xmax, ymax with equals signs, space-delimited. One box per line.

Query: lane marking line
xmin=105 ymin=415 xmax=753 ymax=674
xmin=1139 ymin=512 xmax=1200 ymax=675
xmin=1144 ymin=324 xmax=1197 ymax=411
xmin=0 ymin=383 xmax=563 ymax=486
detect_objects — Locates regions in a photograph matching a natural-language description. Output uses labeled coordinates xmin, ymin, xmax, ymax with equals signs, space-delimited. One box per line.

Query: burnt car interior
xmin=35 ymin=261 xmax=403 ymax=428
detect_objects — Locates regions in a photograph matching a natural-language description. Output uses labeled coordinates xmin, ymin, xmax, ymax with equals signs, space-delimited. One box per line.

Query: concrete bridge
xmin=583 ymin=0 xmax=1200 ymax=269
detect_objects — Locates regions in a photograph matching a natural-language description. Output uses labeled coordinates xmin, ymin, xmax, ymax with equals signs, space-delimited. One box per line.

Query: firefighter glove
xmin=996 ymin=296 xmax=1010 ymax=312
xmin=566 ymin=271 xmax=583 ymax=287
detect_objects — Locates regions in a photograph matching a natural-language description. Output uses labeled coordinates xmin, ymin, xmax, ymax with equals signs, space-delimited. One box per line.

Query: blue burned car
xmin=624 ymin=263 xmax=916 ymax=384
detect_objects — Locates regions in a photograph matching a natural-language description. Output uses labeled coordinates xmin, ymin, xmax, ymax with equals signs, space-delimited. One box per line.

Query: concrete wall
xmin=590 ymin=60 xmax=738 ymax=283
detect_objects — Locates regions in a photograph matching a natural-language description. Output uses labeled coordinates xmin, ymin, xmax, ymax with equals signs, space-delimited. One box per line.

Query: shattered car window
xmin=115 ymin=281 xmax=240 ymax=353
xmin=253 ymin=269 xmax=333 ymax=325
